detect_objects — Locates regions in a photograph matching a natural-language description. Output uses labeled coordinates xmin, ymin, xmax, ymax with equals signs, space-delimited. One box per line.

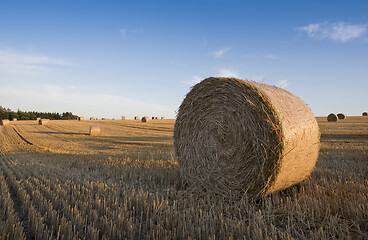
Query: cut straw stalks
xmin=327 ymin=113 xmax=338 ymax=122
xmin=337 ymin=113 xmax=346 ymax=120
xmin=174 ymin=77 xmax=320 ymax=198
xmin=38 ymin=119 xmax=49 ymax=125
xmin=89 ymin=125 xmax=100 ymax=136
xmin=1 ymin=119 xmax=10 ymax=126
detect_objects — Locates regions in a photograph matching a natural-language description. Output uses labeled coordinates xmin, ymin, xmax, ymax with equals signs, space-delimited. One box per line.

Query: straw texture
xmin=38 ymin=119 xmax=49 ymax=125
xmin=142 ymin=116 xmax=149 ymax=123
xmin=1 ymin=119 xmax=10 ymax=126
xmin=327 ymin=114 xmax=338 ymax=122
xmin=89 ymin=125 xmax=100 ymax=136
xmin=337 ymin=113 xmax=346 ymax=120
xmin=174 ymin=77 xmax=320 ymax=197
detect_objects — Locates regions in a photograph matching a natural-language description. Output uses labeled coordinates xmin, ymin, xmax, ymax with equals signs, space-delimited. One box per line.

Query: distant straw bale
xmin=161 ymin=117 xmax=165 ymax=119
xmin=90 ymin=117 xmax=95 ymax=120
xmin=327 ymin=113 xmax=338 ymax=122
xmin=38 ymin=119 xmax=49 ymax=125
xmin=78 ymin=117 xmax=84 ymax=121
xmin=89 ymin=125 xmax=100 ymax=136
xmin=363 ymin=112 xmax=367 ymax=116
xmin=152 ymin=117 xmax=155 ymax=120
xmin=134 ymin=116 xmax=139 ymax=120
xmin=337 ymin=113 xmax=346 ymax=120
xmin=36 ymin=117 xmax=40 ymax=121
xmin=121 ymin=116 xmax=126 ymax=120
xmin=12 ymin=118 xmax=17 ymax=121
xmin=1 ymin=119 xmax=10 ymax=126
xmin=142 ymin=116 xmax=149 ymax=122
xmin=174 ymin=77 xmax=320 ymax=198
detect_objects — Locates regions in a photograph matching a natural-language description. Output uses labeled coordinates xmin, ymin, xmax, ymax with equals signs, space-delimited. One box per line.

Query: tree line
xmin=0 ymin=106 xmax=78 ymax=120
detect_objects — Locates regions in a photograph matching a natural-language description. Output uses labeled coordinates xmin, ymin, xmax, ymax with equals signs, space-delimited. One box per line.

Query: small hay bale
xmin=161 ymin=117 xmax=165 ymax=119
xmin=134 ymin=116 xmax=139 ymax=120
xmin=78 ymin=117 xmax=84 ymax=121
xmin=337 ymin=113 xmax=346 ymax=120
xmin=174 ymin=77 xmax=320 ymax=197
xmin=90 ymin=117 xmax=95 ymax=120
xmin=1 ymin=119 xmax=10 ymax=126
xmin=121 ymin=116 xmax=126 ymax=120
xmin=327 ymin=113 xmax=338 ymax=122
xmin=12 ymin=118 xmax=17 ymax=121
xmin=89 ymin=125 xmax=100 ymax=136
xmin=152 ymin=117 xmax=155 ymax=120
xmin=36 ymin=117 xmax=40 ymax=121
xmin=142 ymin=116 xmax=149 ymax=122
xmin=363 ymin=112 xmax=368 ymax=116
xmin=38 ymin=119 xmax=49 ymax=125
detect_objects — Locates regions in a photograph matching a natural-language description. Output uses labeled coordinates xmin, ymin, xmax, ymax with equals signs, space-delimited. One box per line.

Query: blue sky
xmin=0 ymin=0 xmax=367 ymax=118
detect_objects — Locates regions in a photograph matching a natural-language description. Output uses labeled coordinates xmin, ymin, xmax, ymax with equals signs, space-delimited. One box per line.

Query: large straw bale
xmin=327 ymin=113 xmax=338 ymax=122
xmin=142 ymin=116 xmax=149 ymax=122
xmin=363 ymin=112 xmax=367 ymax=116
xmin=38 ymin=119 xmax=49 ymax=125
xmin=337 ymin=113 xmax=346 ymax=120
xmin=89 ymin=125 xmax=100 ymax=136
xmin=174 ymin=77 xmax=320 ymax=197
xmin=1 ymin=119 xmax=10 ymax=126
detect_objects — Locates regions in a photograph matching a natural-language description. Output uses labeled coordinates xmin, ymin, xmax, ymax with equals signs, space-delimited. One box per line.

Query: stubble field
xmin=0 ymin=117 xmax=367 ymax=239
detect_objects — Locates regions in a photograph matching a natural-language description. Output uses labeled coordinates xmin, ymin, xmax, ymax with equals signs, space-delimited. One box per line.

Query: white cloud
xmin=0 ymin=48 xmax=68 ymax=75
xmin=182 ymin=75 xmax=203 ymax=86
xmin=218 ymin=69 xmax=239 ymax=78
xmin=297 ymin=22 xmax=367 ymax=42
xmin=244 ymin=53 xmax=279 ymax=60
xmin=212 ymin=48 xmax=231 ymax=58
xmin=276 ymin=79 xmax=289 ymax=89
xmin=0 ymin=83 xmax=175 ymax=119
xmin=120 ymin=28 xmax=126 ymax=37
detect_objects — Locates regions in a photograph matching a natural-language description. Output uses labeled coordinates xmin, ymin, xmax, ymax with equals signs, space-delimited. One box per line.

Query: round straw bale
xmin=121 ymin=116 xmax=126 ymax=120
xmin=161 ymin=117 xmax=165 ymax=119
xmin=363 ymin=112 xmax=367 ymax=116
xmin=78 ymin=117 xmax=84 ymax=121
xmin=337 ymin=113 xmax=346 ymax=120
xmin=1 ymin=119 xmax=10 ymax=126
xmin=90 ymin=117 xmax=95 ymax=120
xmin=327 ymin=113 xmax=338 ymax=122
xmin=38 ymin=119 xmax=49 ymax=125
xmin=89 ymin=125 xmax=100 ymax=136
xmin=12 ymin=118 xmax=17 ymax=121
xmin=142 ymin=116 xmax=149 ymax=122
xmin=174 ymin=77 xmax=320 ymax=197
xmin=36 ymin=117 xmax=40 ymax=121
xmin=134 ymin=116 xmax=139 ymax=120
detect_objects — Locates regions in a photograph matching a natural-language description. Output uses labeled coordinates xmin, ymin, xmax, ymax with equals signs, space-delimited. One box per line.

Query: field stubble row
xmin=0 ymin=118 xmax=367 ymax=239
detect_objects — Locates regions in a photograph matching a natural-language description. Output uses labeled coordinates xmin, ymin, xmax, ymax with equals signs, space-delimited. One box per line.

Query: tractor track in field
xmin=13 ymin=127 xmax=33 ymax=145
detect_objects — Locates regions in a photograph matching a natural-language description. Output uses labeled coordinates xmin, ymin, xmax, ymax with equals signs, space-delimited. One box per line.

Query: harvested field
xmin=0 ymin=117 xmax=367 ymax=239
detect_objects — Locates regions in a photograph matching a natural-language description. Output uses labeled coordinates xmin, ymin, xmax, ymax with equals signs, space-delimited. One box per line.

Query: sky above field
xmin=0 ymin=0 xmax=367 ymax=119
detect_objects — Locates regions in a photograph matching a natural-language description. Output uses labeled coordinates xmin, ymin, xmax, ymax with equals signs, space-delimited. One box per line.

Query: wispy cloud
xmin=212 ymin=47 xmax=231 ymax=58
xmin=276 ymin=79 xmax=289 ymax=89
xmin=218 ymin=69 xmax=239 ymax=78
xmin=244 ymin=53 xmax=279 ymax=60
xmin=297 ymin=21 xmax=367 ymax=42
xmin=0 ymin=48 xmax=68 ymax=75
xmin=182 ymin=75 xmax=202 ymax=86
xmin=120 ymin=28 xmax=126 ymax=37
xmin=0 ymin=83 xmax=175 ymax=119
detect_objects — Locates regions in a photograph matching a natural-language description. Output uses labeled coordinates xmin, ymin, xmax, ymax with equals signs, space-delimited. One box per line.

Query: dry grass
xmin=0 ymin=117 xmax=367 ymax=239
xmin=174 ymin=77 xmax=320 ymax=197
